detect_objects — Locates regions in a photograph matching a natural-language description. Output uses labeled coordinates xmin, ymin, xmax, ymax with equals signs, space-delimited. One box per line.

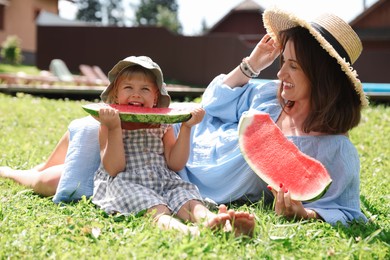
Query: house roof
xmin=349 ymin=0 xmax=390 ymax=40
xmin=36 ymin=11 xmax=92 ymax=27
xmin=207 ymin=0 xmax=265 ymax=34
xmin=350 ymin=0 xmax=390 ymax=28
xmin=233 ymin=0 xmax=262 ymax=11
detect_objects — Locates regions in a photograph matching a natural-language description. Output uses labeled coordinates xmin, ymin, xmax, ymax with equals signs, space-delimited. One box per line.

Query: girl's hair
xmin=277 ymin=26 xmax=362 ymax=134
xmin=105 ymin=65 xmax=159 ymax=104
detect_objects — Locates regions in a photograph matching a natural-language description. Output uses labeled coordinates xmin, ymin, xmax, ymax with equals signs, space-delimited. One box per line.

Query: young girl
xmin=91 ymin=56 xmax=255 ymax=236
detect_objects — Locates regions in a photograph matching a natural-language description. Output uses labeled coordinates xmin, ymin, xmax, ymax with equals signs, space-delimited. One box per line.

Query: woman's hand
xmin=223 ymin=34 xmax=281 ymax=88
xmin=269 ymin=183 xmax=309 ymax=219
xmin=247 ymin=34 xmax=281 ymax=72
xmin=97 ymin=107 xmax=122 ymax=131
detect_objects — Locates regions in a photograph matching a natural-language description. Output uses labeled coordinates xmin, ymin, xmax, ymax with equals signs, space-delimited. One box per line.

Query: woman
xmin=175 ymin=8 xmax=368 ymax=226
xmin=1 ymin=7 xmax=368 ymax=226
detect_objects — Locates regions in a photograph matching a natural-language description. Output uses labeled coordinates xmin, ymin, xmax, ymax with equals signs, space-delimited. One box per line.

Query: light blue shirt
xmin=175 ymin=75 xmax=367 ymax=226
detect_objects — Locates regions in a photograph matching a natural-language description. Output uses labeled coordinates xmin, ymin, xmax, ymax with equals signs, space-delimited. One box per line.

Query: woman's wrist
xmin=239 ymin=57 xmax=261 ymax=78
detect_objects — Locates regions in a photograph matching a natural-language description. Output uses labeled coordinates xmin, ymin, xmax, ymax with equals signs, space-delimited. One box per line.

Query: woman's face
xmin=277 ymin=40 xmax=311 ymax=104
xmin=115 ymin=73 xmax=159 ymax=108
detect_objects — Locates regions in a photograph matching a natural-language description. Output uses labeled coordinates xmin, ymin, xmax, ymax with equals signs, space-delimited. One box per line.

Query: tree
xmin=75 ymin=0 xmax=125 ymax=26
xmin=201 ymin=18 xmax=209 ymax=35
xmin=155 ymin=5 xmax=182 ymax=33
xmin=106 ymin=1 xmax=125 ymax=26
xmin=135 ymin=0 xmax=182 ymax=33
xmin=75 ymin=0 xmax=102 ymax=23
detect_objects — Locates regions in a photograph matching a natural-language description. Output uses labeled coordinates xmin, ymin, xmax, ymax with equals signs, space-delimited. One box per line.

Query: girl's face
xmin=115 ymin=73 xmax=159 ymax=108
xmin=277 ymin=40 xmax=311 ymax=104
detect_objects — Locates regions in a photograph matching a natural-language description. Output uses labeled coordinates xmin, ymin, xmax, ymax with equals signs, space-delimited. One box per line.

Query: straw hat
xmin=101 ymin=56 xmax=171 ymax=108
xmin=263 ymin=7 xmax=368 ymax=106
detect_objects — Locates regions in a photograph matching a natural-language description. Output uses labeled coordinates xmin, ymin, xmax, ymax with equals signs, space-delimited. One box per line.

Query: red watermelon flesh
xmin=109 ymin=104 xmax=173 ymax=114
xmin=238 ymin=112 xmax=332 ymax=201
xmin=82 ymin=103 xmax=192 ymax=123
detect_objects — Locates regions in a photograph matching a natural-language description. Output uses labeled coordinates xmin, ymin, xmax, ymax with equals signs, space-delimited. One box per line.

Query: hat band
xmin=311 ymin=22 xmax=351 ymax=64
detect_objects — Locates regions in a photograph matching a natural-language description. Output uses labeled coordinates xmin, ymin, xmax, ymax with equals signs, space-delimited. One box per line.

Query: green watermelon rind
xmin=304 ymin=181 xmax=332 ymax=202
xmin=82 ymin=103 xmax=192 ymax=124
xmin=238 ymin=112 xmax=332 ymax=202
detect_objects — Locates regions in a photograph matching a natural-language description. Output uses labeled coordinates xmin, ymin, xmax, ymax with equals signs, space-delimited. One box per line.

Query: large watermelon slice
xmin=82 ymin=103 xmax=192 ymax=123
xmin=238 ymin=111 xmax=332 ymax=201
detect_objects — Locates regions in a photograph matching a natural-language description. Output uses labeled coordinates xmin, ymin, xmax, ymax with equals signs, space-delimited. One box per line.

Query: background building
xmin=1 ymin=0 xmax=389 ymax=86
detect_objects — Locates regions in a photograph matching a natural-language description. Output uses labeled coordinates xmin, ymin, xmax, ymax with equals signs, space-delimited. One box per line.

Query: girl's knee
xmin=147 ymin=204 xmax=171 ymax=219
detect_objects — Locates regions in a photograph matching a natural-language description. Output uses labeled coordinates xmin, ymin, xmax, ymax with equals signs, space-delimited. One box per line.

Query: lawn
xmin=0 ymin=93 xmax=389 ymax=259
xmin=0 ymin=64 xmax=41 ymax=74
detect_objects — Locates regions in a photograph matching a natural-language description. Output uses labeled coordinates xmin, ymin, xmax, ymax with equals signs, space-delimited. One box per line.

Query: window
xmin=0 ymin=5 xmax=4 ymax=30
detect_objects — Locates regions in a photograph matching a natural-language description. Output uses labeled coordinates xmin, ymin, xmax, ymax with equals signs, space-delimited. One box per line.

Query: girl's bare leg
xmin=148 ymin=205 xmax=200 ymax=236
xmin=220 ymin=205 xmax=256 ymax=237
xmin=0 ymin=131 xmax=69 ymax=196
xmin=177 ymin=200 xmax=231 ymax=230
xmin=178 ymin=201 xmax=255 ymax=237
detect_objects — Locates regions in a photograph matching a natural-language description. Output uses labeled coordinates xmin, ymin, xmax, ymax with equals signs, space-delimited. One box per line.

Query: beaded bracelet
xmin=239 ymin=63 xmax=252 ymax=78
xmin=239 ymin=57 xmax=260 ymax=78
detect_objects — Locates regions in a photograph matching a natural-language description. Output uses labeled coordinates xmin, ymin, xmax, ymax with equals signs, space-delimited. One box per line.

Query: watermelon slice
xmin=82 ymin=103 xmax=192 ymax=123
xmin=238 ymin=111 xmax=332 ymax=201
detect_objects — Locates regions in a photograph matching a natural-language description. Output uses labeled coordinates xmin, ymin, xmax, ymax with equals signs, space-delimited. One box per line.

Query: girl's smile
xmin=115 ymin=74 xmax=158 ymax=108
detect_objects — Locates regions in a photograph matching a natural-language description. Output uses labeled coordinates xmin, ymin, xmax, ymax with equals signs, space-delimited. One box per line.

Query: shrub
xmin=1 ymin=35 xmax=23 ymax=64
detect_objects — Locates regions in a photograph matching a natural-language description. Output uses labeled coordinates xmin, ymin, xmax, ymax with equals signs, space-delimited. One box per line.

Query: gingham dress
xmin=92 ymin=124 xmax=203 ymax=215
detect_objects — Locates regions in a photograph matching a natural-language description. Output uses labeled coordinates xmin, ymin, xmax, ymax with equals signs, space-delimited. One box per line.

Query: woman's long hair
xmin=278 ymin=27 xmax=362 ymax=134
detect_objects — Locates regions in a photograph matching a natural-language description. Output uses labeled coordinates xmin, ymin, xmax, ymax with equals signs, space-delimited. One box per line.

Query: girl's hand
xmin=269 ymin=183 xmax=308 ymax=219
xmin=182 ymin=107 xmax=205 ymax=128
xmin=97 ymin=107 xmax=121 ymax=130
xmin=247 ymin=34 xmax=281 ymax=72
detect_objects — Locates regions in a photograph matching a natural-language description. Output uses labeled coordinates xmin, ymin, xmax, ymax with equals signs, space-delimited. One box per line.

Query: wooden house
xmin=2 ymin=0 xmax=389 ymax=86
xmin=0 ymin=0 xmax=59 ymax=64
xmin=350 ymin=0 xmax=390 ymax=83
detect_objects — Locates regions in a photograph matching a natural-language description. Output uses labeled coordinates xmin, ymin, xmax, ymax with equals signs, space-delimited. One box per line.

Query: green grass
xmin=0 ymin=93 xmax=389 ymax=259
xmin=0 ymin=64 xmax=41 ymax=74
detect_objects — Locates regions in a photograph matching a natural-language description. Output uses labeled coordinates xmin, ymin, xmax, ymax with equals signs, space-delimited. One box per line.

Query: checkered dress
xmin=92 ymin=125 xmax=203 ymax=215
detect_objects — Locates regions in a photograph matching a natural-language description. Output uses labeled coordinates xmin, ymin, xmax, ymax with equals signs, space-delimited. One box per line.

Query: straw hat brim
xmin=263 ymin=8 xmax=368 ymax=106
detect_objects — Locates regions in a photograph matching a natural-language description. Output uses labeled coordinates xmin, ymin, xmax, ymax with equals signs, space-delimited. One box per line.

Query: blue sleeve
xmin=299 ymin=136 xmax=368 ymax=226
xmin=175 ymin=75 xmax=281 ymax=204
xmin=201 ymin=74 xmax=282 ymax=123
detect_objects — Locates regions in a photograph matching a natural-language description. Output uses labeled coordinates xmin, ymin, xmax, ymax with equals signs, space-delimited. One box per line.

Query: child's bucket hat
xmin=101 ymin=56 xmax=171 ymax=108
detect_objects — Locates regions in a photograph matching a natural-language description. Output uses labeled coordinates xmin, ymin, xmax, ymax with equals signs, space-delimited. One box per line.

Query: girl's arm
xmin=97 ymin=108 xmax=126 ymax=176
xmin=164 ymin=108 xmax=205 ymax=172
xmin=223 ymin=34 xmax=280 ymax=88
